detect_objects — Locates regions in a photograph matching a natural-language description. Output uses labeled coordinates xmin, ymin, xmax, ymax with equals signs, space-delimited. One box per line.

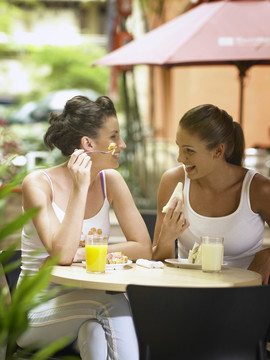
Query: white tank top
xmin=178 ymin=169 xmax=265 ymax=268
xmin=19 ymin=170 xmax=110 ymax=278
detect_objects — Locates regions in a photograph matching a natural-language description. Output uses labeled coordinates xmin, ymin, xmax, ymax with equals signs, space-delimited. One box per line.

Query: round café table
xmin=51 ymin=262 xmax=262 ymax=292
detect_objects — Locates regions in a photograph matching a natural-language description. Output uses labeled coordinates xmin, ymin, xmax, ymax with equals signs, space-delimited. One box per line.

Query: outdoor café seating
xmin=2 ymin=249 xmax=270 ymax=359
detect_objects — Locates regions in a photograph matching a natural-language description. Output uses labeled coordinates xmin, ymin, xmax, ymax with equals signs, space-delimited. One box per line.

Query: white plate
xmin=165 ymin=258 xmax=228 ymax=270
xmin=82 ymin=260 xmax=132 ymax=270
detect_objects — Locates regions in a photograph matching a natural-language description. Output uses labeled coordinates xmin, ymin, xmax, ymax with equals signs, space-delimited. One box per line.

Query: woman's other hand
xmin=248 ymin=248 xmax=270 ymax=285
xmin=73 ymin=247 xmax=86 ymax=263
xmin=67 ymin=149 xmax=92 ymax=188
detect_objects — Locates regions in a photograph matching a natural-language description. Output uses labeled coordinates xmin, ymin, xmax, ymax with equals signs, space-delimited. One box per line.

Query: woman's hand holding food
xmin=49 ymin=149 xmax=92 ymax=264
xmin=153 ymin=198 xmax=189 ymax=260
xmin=67 ymin=149 xmax=92 ymax=189
xmin=160 ymin=198 xmax=189 ymax=241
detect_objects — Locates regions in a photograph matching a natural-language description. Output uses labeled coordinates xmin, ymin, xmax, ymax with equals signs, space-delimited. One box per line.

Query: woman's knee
xmin=77 ymin=320 xmax=107 ymax=359
xmin=78 ymin=320 xmax=106 ymax=342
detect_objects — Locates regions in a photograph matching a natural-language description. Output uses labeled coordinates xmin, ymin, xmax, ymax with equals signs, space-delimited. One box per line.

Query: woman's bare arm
xmin=106 ymin=170 xmax=152 ymax=261
xmin=23 ymin=150 xmax=91 ymax=265
xmin=248 ymin=173 xmax=270 ymax=284
xmin=152 ymin=166 xmax=189 ymax=261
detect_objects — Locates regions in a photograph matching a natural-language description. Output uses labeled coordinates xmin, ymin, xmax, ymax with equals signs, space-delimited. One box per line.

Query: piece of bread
xmin=188 ymin=242 xmax=202 ymax=264
xmin=162 ymin=182 xmax=183 ymax=213
xmin=106 ymin=252 xmax=128 ymax=264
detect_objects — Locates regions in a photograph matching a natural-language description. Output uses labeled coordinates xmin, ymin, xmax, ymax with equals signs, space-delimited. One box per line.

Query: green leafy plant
xmin=0 ymin=128 xmax=25 ymax=186
xmin=0 ymin=159 xmax=79 ymax=359
xmin=27 ymin=45 xmax=110 ymax=97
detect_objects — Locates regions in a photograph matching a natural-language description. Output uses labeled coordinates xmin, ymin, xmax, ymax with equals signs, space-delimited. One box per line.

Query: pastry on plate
xmin=106 ymin=252 xmax=128 ymax=264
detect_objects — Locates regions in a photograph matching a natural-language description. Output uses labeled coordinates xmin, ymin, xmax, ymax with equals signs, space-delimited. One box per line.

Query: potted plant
xmin=0 ymin=159 xmax=79 ymax=360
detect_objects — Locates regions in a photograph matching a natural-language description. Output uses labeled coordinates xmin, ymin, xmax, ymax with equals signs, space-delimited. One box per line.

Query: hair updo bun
xmin=44 ymin=95 xmax=117 ymax=157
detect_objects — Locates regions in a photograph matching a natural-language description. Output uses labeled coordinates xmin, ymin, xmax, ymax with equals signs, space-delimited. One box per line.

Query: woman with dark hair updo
xmin=17 ymin=95 xmax=152 ymax=359
xmin=152 ymin=104 xmax=270 ymax=284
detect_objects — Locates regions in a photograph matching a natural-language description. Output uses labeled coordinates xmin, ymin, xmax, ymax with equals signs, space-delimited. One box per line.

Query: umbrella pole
xmin=239 ymin=69 xmax=244 ymax=127
xmin=237 ymin=63 xmax=252 ymax=127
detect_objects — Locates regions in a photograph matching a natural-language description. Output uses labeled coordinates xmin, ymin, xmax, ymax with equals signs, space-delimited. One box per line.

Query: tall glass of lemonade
xmin=201 ymin=236 xmax=224 ymax=273
xmin=85 ymin=235 xmax=108 ymax=273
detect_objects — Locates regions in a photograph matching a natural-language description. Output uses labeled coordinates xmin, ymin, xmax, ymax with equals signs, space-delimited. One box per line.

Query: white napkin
xmin=136 ymin=259 xmax=164 ymax=269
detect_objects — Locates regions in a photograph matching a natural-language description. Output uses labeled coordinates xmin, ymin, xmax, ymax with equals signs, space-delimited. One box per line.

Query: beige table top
xmin=51 ymin=262 xmax=262 ymax=292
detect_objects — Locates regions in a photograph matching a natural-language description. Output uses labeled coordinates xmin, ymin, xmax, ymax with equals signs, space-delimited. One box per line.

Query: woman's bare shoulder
xmin=103 ymin=169 xmax=124 ymax=186
xmin=104 ymin=169 xmax=127 ymax=199
xmin=250 ymin=172 xmax=270 ymax=195
xmin=22 ymin=165 xmax=63 ymax=186
xmin=161 ymin=165 xmax=185 ymax=184
xmin=23 ymin=170 xmax=44 ymax=185
xmin=250 ymin=172 xmax=270 ymax=198
xmin=103 ymin=168 xmax=122 ymax=178
xmin=22 ymin=169 xmax=52 ymax=194
xmin=158 ymin=165 xmax=185 ymax=202
xmin=250 ymin=172 xmax=270 ymax=221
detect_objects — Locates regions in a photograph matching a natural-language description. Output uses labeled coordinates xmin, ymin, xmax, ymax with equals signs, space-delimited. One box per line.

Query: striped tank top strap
xmin=99 ymin=170 xmax=106 ymax=199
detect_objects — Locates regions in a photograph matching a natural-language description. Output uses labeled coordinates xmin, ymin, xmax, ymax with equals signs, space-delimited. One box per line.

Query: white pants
xmin=17 ymin=289 xmax=139 ymax=360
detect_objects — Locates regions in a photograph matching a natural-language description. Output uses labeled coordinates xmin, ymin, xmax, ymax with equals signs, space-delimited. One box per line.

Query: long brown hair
xmin=179 ymin=104 xmax=245 ymax=165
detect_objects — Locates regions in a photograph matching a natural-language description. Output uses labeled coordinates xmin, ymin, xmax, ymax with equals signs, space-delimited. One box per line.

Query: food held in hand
xmin=108 ymin=142 xmax=117 ymax=155
xmin=106 ymin=252 xmax=128 ymax=264
xmin=188 ymin=242 xmax=202 ymax=264
xmin=162 ymin=182 xmax=183 ymax=213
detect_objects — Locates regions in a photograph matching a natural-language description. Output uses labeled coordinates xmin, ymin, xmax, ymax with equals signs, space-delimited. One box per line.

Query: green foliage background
xmin=21 ymin=45 xmax=110 ymax=103
xmin=0 ymin=0 xmax=164 ymax=209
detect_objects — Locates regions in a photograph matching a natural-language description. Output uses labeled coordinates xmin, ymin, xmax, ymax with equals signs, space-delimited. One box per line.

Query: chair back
xmin=140 ymin=211 xmax=156 ymax=242
xmin=127 ymin=284 xmax=270 ymax=360
xmin=0 ymin=249 xmax=21 ymax=293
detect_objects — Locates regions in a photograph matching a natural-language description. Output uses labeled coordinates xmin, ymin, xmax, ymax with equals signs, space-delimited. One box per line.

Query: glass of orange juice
xmin=85 ymin=235 xmax=108 ymax=273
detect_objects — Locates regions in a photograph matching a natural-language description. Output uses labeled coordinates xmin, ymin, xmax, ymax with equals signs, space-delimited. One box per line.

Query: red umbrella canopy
xmin=94 ymin=0 xmax=270 ymax=67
